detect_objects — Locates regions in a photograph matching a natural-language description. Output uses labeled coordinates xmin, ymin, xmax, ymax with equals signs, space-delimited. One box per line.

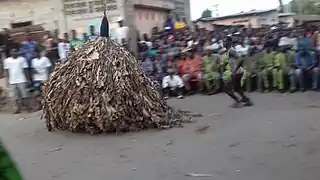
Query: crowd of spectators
xmin=138 ymin=14 xmax=320 ymax=99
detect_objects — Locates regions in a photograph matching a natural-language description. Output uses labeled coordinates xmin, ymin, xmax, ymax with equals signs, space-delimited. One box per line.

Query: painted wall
xmin=134 ymin=7 xmax=168 ymax=35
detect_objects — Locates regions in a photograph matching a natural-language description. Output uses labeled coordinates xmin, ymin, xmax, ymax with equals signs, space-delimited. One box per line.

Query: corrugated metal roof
xmin=197 ymin=9 xmax=277 ymax=22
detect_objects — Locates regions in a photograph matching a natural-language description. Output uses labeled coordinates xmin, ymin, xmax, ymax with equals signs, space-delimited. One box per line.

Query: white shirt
xmin=116 ymin=26 xmax=129 ymax=44
xmin=278 ymin=36 xmax=291 ymax=46
xmin=58 ymin=42 xmax=70 ymax=59
xmin=4 ymin=56 xmax=28 ymax=84
xmin=234 ymin=44 xmax=249 ymax=56
xmin=140 ymin=41 xmax=152 ymax=50
xmin=162 ymin=75 xmax=184 ymax=89
xmin=32 ymin=57 xmax=52 ymax=81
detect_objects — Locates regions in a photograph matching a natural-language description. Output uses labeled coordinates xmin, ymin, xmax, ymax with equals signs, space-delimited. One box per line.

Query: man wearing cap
xmin=162 ymin=69 xmax=184 ymax=99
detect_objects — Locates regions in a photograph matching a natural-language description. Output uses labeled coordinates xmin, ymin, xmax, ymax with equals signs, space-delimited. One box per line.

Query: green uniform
xmin=0 ymin=141 xmax=23 ymax=180
xmin=257 ymin=51 xmax=275 ymax=90
xmin=273 ymin=52 xmax=295 ymax=90
xmin=243 ymin=52 xmax=263 ymax=91
xmin=203 ymin=54 xmax=221 ymax=90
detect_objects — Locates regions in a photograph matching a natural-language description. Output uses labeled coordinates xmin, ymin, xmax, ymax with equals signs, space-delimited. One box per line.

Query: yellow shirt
xmin=174 ymin=21 xmax=185 ymax=30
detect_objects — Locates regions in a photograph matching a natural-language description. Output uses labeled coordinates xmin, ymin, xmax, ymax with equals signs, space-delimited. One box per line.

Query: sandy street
xmin=1 ymin=92 xmax=320 ymax=180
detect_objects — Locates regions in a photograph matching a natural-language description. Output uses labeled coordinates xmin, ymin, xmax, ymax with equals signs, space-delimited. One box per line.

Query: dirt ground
xmin=1 ymin=92 xmax=320 ymax=180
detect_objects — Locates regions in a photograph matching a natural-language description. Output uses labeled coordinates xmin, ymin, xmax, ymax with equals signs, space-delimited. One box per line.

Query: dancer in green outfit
xmin=0 ymin=141 xmax=23 ymax=180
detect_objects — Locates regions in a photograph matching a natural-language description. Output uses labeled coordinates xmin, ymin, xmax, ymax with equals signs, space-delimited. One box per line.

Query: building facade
xmin=172 ymin=0 xmax=191 ymax=23
xmin=0 ymin=0 xmax=175 ymax=37
xmin=195 ymin=9 xmax=279 ymax=29
xmin=134 ymin=0 xmax=175 ymax=35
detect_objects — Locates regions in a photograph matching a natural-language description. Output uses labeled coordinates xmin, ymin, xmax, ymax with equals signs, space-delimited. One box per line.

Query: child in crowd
xmin=31 ymin=48 xmax=52 ymax=110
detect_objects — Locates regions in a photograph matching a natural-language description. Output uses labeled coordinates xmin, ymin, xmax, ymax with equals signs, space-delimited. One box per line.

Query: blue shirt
xmin=295 ymin=51 xmax=316 ymax=68
xmin=141 ymin=59 xmax=154 ymax=74
xmin=297 ymin=37 xmax=312 ymax=51
xmin=20 ymin=40 xmax=37 ymax=67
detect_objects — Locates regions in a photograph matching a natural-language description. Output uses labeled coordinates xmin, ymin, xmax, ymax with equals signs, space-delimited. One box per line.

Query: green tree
xmin=290 ymin=0 xmax=320 ymax=14
xmin=201 ymin=9 xmax=212 ymax=18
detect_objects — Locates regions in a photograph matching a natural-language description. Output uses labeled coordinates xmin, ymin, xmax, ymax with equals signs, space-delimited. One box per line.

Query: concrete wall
xmin=134 ymin=7 xmax=168 ymax=35
xmin=0 ymin=0 xmax=123 ymax=38
xmin=0 ymin=0 xmax=62 ymax=30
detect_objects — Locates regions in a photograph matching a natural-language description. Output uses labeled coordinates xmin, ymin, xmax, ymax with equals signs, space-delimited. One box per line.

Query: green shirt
xmin=70 ymin=39 xmax=85 ymax=49
xmin=263 ymin=52 xmax=275 ymax=69
xmin=274 ymin=52 xmax=286 ymax=68
xmin=203 ymin=54 xmax=220 ymax=74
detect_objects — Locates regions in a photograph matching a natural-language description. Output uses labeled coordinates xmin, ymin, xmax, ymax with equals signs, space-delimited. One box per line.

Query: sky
xmin=190 ymin=0 xmax=292 ymax=20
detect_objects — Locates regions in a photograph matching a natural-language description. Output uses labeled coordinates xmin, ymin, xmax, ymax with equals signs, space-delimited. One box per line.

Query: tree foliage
xmin=290 ymin=0 xmax=320 ymax=14
xmin=201 ymin=9 xmax=212 ymax=18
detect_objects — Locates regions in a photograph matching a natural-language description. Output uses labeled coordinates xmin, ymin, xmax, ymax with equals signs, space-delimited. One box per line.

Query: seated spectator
xmin=293 ymin=50 xmax=319 ymax=91
xmin=140 ymin=57 xmax=154 ymax=76
xmin=153 ymin=53 xmax=164 ymax=82
xmin=203 ymin=48 xmax=221 ymax=95
xmin=257 ymin=47 xmax=275 ymax=92
xmin=177 ymin=54 xmax=186 ymax=76
xmin=273 ymin=49 xmax=293 ymax=92
xmin=162 ymin=69 xmax=184 ymax=99
xmin=166 ymin=53 xmax=176 ymax=71
xmin=182 ymin=52 xmax=203 ymax=91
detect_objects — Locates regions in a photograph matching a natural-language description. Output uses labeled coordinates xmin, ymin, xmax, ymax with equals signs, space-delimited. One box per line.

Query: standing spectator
xmin=31 ymin=48 xmax=52 ymax=110
xmin=88 ymin=25 xmax=98 ymax=40
xmin=20 ymin=32 xmax=37 ymax=87
xmin=58 ymin=35 xmax=70 ymax=62
xmin=43 ymin=31 xmax=53 ymax=53
xmin=116 ymin=20 xmax=129 ymax=45
xmin=4 ymin=48 xmax=32 ymax=114
xmin=63 ymin=32 xmax=70 ymax=43
xmin=164 ymin=15 xmax=174 ymax=35
xmin=83 ymin=33 xmax=89 ymax=42
xmin=70 ymin=30 xmax=84 ymax=50
xmin=174 ymin=14 xmax=185 ymax=31
xmin=44 ymin=31 xmax=59 ymax=73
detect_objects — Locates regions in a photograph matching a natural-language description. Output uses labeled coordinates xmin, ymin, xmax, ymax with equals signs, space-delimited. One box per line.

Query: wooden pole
xmin=123 ymin=0 xmax=137 ymax=56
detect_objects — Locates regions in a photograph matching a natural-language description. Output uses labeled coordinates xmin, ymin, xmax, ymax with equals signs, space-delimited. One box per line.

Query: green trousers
xmin=244 ymin=71 xmax=256 ymax=92
xmin=257 ymin=68 xmax=294 ymax=90
xmin=204 ymin=72 xmax=221 ymax=91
